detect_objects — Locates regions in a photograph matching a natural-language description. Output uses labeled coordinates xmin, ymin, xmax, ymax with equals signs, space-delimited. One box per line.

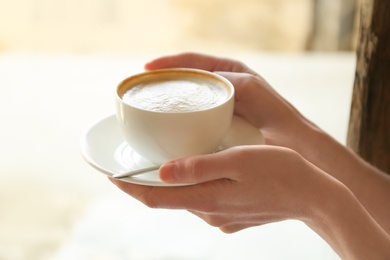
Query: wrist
xmin=303 ymin=179 xmax=390 ymax=259
xmin=288 ymin=120 xmax=367 ymax=187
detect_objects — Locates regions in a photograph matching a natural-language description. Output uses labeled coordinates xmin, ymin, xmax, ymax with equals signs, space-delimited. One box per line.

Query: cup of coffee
xmin=115 ymin=68 xmax=234 ymax=165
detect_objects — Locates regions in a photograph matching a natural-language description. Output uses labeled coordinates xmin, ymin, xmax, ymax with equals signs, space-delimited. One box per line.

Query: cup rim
xmin=115 ymin=68 xmax=235 ymax=114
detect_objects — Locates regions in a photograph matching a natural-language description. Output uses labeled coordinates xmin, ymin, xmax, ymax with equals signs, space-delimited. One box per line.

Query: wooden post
xmin=308 ymin=0 xmax=357 ymax=51
xmin=347 ymin=0 xmax=390 ymax=174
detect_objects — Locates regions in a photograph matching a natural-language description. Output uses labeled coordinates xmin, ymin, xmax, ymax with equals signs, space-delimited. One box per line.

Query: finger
xmin=188 ymin=210 xmax=230 ymax=228
xmin=144 ymin=52 xmax=258 ymax=75
xmin=159 ymin=148 xmax=241 ymax=184
xmin=217 ymin=71 xmax=311 ymax=130
xmin=217 ymin=71 xmax=300 ymax=131
xmin=109 ymin=177 xmax=231 ymax=212
xmin=109 ymin=177 xmax=154 ymax=204
xmin=188 ymin=210 xmax=268 ymax=233
xmin=219 ymin=223 xmax=261 ymax=234
xmin=216 ymin=72 xmax=271 ymax=129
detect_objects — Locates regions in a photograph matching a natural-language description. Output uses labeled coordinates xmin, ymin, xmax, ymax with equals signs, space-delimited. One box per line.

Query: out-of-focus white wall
xmin=0 ymin=0 xmax=315 ymax=54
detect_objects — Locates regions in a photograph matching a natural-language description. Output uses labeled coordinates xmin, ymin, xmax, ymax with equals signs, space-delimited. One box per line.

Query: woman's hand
xmin=145 ymin=53 xmax=314 ymax=147
xmin=110 ymin=145 xmax=390 ymax=259
xmin=111 ymin=145 xmax=333 ymax=232
xmin=144 ymin=53 xmax=390 ymax=236
xmin=145 ymin=52 xmax=323 ymax=159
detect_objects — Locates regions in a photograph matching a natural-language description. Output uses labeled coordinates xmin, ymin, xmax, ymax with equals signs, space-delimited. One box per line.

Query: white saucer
xmin=80 ymin=115 xmax=264 ymax=186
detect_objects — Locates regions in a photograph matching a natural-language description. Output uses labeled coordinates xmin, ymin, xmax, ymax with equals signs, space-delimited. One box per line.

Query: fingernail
xmin=159 ymin=162 xmax=177 ymax=182
xmin=108 ymin=176 xmax=118 ymax=185
xmin=144 ymin=62 xmax=154 ymax=70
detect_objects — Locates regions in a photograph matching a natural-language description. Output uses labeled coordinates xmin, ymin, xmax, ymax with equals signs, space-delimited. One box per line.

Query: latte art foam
xmin=122 ymin=80 xmax=227 ymax=112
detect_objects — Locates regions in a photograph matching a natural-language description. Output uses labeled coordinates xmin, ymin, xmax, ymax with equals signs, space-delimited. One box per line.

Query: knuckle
xmin=183 ymin=157 xmax=207 ymax=182
xmin=219 ymin=226 xmax=237 ymax=234
xmin=139 ymin=190 xmax=161 ymax=209
xmin=279 ymin=146 xmax=305 ymax=165
xmin=199 ymin=200 xmax=221 ymax=213
xmin=234 ymin=74 xmax=257 ymax=99
xmin=142 ymin=197 xmax=159 ymax=209
xmin=229 ymin=146 xmax=251 ymax=162
xmin=203 ymin=215 xmax=227 ymax=228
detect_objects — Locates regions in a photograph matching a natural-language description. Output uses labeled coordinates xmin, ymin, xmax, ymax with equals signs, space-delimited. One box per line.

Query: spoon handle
xmin=112 ymin=165 xmax=160 ymax=179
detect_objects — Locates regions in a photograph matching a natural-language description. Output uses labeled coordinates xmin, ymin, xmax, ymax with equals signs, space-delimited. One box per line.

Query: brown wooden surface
xmin=347 ymin=0 xmax=390 ymax=174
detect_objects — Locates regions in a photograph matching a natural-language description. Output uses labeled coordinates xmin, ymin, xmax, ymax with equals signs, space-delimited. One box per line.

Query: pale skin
xmin=110 ymin=53 xmax=390 ymax=259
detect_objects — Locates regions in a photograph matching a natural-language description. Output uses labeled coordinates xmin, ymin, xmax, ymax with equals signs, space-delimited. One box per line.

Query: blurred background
xmin=0 ymin=0 xmax=358 ymax=54
xmin=0 ymin=0 xmax=358 ymax=259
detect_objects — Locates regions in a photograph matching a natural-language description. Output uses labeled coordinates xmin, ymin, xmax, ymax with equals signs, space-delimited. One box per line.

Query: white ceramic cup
xmin=115 ymin=68 xmax=235 ymax=165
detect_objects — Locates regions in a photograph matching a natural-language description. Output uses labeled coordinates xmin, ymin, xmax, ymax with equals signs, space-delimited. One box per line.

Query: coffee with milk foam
xmin=122 ymin=79 xmax=228 ymax=112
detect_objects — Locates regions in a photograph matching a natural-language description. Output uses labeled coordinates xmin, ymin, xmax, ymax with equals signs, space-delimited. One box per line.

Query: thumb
xmin=159 ymin=150 xmax=237 ymax=184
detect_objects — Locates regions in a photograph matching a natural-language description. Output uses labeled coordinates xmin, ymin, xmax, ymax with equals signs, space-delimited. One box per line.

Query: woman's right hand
xmin=145 ymin=53 xmax=316 ymax=149
xmin=145 ymin=53 xmax=390 ymax=236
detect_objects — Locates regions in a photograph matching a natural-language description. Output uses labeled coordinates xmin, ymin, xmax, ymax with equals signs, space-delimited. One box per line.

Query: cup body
xmin=115 ymin=68 xmax=234 ymax=165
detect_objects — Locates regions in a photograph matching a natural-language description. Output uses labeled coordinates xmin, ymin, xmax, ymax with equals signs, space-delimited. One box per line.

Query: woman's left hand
xmin=110 ymin=145 xmax=336 ymax=233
